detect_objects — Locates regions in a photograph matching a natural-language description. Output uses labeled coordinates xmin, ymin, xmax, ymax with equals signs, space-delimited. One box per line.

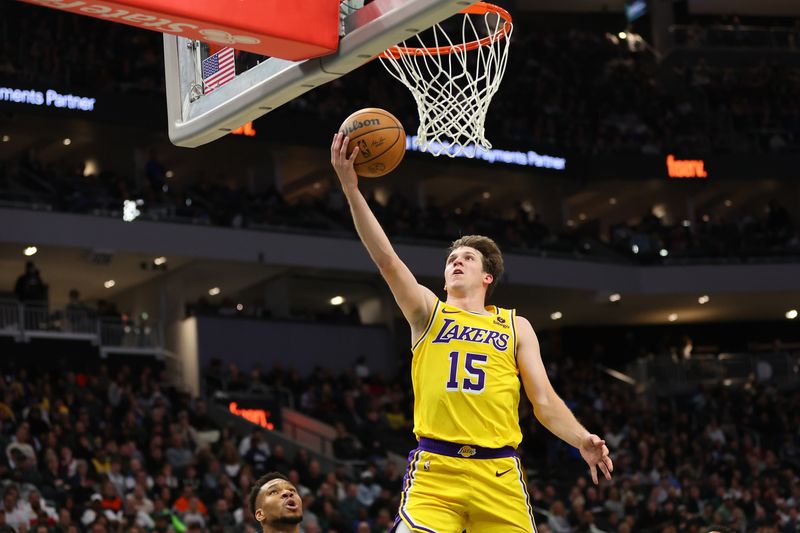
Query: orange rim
xmin=379 ymin=2 xmax=512 ymax=59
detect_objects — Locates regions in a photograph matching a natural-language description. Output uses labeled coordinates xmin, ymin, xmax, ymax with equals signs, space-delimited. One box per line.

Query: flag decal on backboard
xmin=202 ymin=47 xmax=236 ymax=94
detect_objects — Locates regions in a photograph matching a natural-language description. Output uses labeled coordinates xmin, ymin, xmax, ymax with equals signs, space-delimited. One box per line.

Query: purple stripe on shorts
xmin=392 ymin=449 xmax=439 ymax=533
xmin=514 ymin=456 xmax=538 ymax=533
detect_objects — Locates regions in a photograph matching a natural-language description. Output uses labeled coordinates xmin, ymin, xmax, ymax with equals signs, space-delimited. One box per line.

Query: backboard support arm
xmin=164 ymin=0 xmax=477 ymax=148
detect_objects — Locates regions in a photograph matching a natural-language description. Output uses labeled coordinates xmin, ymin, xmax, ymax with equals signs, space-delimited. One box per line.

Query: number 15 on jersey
xmin=446 ymin=351 xmax=488 ymax=393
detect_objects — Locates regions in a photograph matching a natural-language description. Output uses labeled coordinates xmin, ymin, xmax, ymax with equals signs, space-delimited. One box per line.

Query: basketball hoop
xmin=378 ymin=2 xmax=513 ymax=158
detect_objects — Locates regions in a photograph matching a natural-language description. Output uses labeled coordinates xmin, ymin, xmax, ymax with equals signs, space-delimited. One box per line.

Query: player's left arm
xmin=515 ymin=314 xmax=613 ymax=484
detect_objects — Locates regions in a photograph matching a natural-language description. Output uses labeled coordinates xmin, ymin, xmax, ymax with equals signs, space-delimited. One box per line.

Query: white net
xmin=379 ymin=4 xmax=512 ymax=158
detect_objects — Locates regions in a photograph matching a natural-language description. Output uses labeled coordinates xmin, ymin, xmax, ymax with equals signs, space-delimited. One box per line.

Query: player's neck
xmin=263 ymin=524 xmax=301 ymax=533
xmin=445 ymin=293 xmax=489 ymax=315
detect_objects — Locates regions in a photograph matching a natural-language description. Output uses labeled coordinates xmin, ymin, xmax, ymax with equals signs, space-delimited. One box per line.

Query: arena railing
xmin=629 ymin=351 xmax=799 ymax=394
xmin=0 ymin=298 xmax=165 ymax=356
xmin=670 ymin=24 xmax=800 ymax=50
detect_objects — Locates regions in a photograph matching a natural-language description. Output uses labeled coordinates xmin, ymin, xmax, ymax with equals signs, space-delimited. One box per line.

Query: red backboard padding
xmin=21 ymin=0 xmax=341 ymax=61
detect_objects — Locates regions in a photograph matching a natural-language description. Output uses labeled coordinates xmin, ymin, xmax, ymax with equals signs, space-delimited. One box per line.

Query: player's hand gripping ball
xmin=339 ymin=108 xmax=406 ymax=177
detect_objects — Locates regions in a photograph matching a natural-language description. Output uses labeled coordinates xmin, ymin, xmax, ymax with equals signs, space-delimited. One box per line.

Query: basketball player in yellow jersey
xmin=331 ymin=132 xmax=613 ymax=533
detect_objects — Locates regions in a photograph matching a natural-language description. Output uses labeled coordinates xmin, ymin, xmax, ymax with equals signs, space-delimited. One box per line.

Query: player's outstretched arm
xmin=515 ymin=315 xmax=614 ymax=485
xmin=331 ymin=132 xmax=436 ymax=334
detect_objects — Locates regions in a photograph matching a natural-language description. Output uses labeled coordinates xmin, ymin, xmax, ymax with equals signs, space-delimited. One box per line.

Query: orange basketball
xmin=339 ymin=108 xmax=406 ymax=178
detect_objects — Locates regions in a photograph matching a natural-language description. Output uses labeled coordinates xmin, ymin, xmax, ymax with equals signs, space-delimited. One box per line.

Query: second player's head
xmin=445 ymin=235 xmax=504 ymax=298
xmin=248 ymin=472 xmax=303 ymax=530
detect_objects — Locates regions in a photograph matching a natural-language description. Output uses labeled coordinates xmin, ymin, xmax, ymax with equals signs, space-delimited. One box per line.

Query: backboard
xmin=164 ymin=0 xmax=478 ymax=148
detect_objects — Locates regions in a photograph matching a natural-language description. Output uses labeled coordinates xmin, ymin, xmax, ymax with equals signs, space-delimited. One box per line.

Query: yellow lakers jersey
xmin=411 ymin=300 xmax=522 ymax=448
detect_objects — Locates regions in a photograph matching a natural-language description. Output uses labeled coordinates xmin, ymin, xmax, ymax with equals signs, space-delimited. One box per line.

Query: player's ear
xmin=483 ymin=273 xmax=493 ymax=286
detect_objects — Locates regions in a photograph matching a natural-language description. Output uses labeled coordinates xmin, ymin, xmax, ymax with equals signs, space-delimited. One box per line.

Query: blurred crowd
xmin=1 ymin=345 xmax=799 ymax=533
xmin=608 ymin=200 xmax=799 ymax=263
xmin=3 ymin=150 xmax=799 ymax=266
xmin=2 ymin=3 xmax=800 ymax=155
xmin=0 ymin=2 xmax=162 ymax=94
xmin=207 ymin=353 xmax=800 ymax=533
xmin=0 ymin=360 xmax=402 ymax=533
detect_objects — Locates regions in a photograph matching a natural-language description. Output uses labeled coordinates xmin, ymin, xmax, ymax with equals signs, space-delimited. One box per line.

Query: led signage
xmin=405 ymin=135 xmax=566 ymax=170
xmin=666 ymin=154 xmax=708 ymax=179
xmin=229 ymin=401 xmax=274 ymax=430
xmin=0 ymin=86 xmax=96 ymax=111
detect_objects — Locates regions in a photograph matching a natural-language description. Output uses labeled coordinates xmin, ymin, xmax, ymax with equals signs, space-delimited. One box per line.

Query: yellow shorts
xmin=393 ymin=439 xmax=538 ymax=533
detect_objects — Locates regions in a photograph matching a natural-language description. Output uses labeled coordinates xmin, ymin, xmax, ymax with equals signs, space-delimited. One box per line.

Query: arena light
xmin=330 ymin=296 xmax=345 ymax=306
xmin=659 ymin=249 xmax=669 ymax=257
xmin=83 ymin=159 xmax=99 ymax=176
xmin=208 ymin=287 xmax=221 ymax=296
xmin=104 ymin=280 xmax=116 ymax=289
xmin=668 ymin=313 xmax=678 ymax=322
xmin=609 ymin=197 xmax=617 ymax=205
xmin=63 ymin=138 xmax=72 ymax=146
xmin=23 ymin=246 xmax=37 ymax=257
xmin=122 ymin=200 xmax=141 ymax=222
xmin=609 ymin=293 xmax=621 ymax=303
xmin=153 ymin=256 xmax=167 ymax=266
xmin=618 ymin=31 xmax=627 ymax=39
xmin=632 ymin=245 xmax=639 ymax=254
xmin=698 ymin=295 xmax=710 ymax=305
xmin=787 ymin=309 xmax=798 ymax=320
xmin=236 ymin=303 xmax=244 ymax=311
xmin=1 ymin=135 xmax=9 ymax=142
xmin=165 ymin=170 xmax=174 ymax=178
xmin=550 ymin=311 xmax=562 ymax=321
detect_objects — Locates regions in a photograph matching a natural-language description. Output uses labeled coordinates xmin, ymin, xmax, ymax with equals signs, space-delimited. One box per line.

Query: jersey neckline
xmin=441 ymin=300 xmax=498 ymax=317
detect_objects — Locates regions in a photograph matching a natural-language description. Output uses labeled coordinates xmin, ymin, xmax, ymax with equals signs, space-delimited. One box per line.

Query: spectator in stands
xmin=1 ymin=486 xmax=31 ymax=532
xmin=13 ymin=261 xmax=47 ymax=304
xmin=165 ymin=434 xmax=193 ymax=472
xmin=332 ymin=422 xmax=362 ymax=460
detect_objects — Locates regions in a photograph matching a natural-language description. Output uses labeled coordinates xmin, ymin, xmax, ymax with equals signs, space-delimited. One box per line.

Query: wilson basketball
xmin=339 ymin=108 xmax=406 ymax=178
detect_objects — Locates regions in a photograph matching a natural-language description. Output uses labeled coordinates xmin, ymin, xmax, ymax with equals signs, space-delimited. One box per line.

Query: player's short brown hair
xmin=448 ymin=235 xmax=504 ymax=298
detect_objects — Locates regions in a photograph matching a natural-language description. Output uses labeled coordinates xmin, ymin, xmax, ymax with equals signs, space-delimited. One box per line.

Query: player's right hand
xmin=331 ymin=132 xmax=360 ymax=193
xmin=579 ymin=434 xmax=613 ymax=485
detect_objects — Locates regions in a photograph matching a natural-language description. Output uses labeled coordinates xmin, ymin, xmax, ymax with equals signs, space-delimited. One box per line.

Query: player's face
xmin=255 ymin=480 xmax=303 ymax=525
xmin=445 ymin=246 xmax=492 ymax=294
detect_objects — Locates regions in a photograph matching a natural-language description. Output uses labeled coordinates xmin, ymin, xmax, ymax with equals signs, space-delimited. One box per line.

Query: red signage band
xmin=229 ymin=402 xmax=274 ymax=430
xmin=231 ymin=122 xmax=256 ymax=137
xmin=666 ymin=154 xmax=708 ymax=179
xmin=21 ymin=0 xmax=340 ymax=61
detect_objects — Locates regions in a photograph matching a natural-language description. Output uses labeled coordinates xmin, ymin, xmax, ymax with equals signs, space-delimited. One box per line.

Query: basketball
xmin=339 ymin=108 xmax=406 ymax=178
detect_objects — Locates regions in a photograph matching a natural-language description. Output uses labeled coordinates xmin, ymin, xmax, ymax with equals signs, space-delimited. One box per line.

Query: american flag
xmin=202 ymin=47 xmax=236 ymax=94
